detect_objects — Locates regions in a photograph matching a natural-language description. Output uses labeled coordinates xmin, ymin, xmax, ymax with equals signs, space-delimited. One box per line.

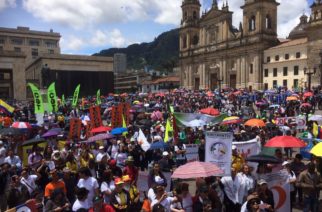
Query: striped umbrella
xmin=221 ymin=116 xmax=242 ymax=125
xmin=86 ymin=133 xmax=114 ymax=143
xmin=171 ymin=161 xmax=224 ymax=179
xmin=11 ymin=122 xmax=32 ymax=129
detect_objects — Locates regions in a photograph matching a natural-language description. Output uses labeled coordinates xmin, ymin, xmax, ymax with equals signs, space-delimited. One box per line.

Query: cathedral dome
xmin=288 ymin=14 xmax=308 ymax=39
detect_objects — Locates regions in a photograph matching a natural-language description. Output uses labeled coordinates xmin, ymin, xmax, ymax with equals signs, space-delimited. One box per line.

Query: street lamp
xmin=304 ymin=66 xmax=316 ymax=91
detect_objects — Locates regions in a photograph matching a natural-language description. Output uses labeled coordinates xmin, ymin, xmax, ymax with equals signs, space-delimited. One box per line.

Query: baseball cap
xmin=232 ymin=145 xmax=237 ymax=150
xmin=258 ymin=179 xmax=267 ymax=185
xmin=162 ymin=151 xmax=169 ymax=156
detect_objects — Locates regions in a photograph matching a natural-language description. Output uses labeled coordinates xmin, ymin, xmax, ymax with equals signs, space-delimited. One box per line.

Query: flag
xmin=47 ymin=82 xmax=58 ymax=112
xmin=173 ymin=112 xmax=227 ymax=128
xmin=138 ymin=129 xmax=150 ymax=152
xmin=72 ymin=84 xmax=80 ymax=108
xmin=313 ymin=122 xmax=319 ymax=138
xmin=96 ymin=89 xmax=101 ymax=105
xmin=28 ymin=83 xmax=44 ymax=114
xmin=170 ymin=105 xmax=174 ymax=113
xmin=164 ymin=118 xmax=173 ymax=142
xmin=61 ymin=94 xmax=65 ymax=106
xmin=122 ymin=114 xmax=128 ymax=136
xmin=0 ymin=99 xmax=14 ymax=114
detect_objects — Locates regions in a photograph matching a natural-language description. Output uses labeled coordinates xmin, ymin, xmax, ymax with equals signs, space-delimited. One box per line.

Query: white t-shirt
xmin=101 ymin=181 xmax=115 ymax=203
xmin=0 ymin=147 xmax=6 ymax=164
xmin=72 ymin=199 xmax=90 ymax=211
xmin=148 ymin=187 xmax=156 ymax=203
xmin=21 ymin=175 xmax=38 ymax=194
xmin=151 ymin=196 xmax=174 ymax=212
xmin=77 ymin=177 xmax=99 ymax=207
xmin=174 ymin=144 xmax=186 ymax=160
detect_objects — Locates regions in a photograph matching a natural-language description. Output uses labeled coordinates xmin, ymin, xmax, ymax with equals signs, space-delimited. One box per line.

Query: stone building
xmin=114 ymin=53 xmax=127 ymax=74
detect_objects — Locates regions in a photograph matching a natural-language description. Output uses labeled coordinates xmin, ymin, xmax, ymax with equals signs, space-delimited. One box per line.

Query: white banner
xmin=275 ymin=116 xmax=306 ymax=130
xmin=185 ymin=144 xmax=199 ymax=162
xmin=232 ymin=138 xmax=261 ymax=159
xmin=262 ymin=171 xmax=291 ymax=212
xmin=205 ymin=132 xmax=233 ymax=176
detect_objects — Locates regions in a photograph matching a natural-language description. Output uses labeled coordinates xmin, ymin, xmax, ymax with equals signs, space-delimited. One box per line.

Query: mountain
xmin=93 ymin=28 xmax=179 ymax=72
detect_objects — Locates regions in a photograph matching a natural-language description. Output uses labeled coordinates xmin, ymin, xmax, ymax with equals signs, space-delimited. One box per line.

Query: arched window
xmin=249 ymin=15 xmax=256 ymax=31
xmin=183 ymin=36 xmax=187 ymax=48
xmin=266 ymin=15 xmax=272 ymax=29
xmin=184 ymin=12 xmax=188 ymax=20
xmin=193 ymin=11 xmax=197 ymax=19
xmin=192 ymin=35 xmax=199 ymax=45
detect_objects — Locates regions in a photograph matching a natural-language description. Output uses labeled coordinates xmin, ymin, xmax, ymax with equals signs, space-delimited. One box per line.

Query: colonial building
xmin=179 ymin=0 xmax=322 ymax=90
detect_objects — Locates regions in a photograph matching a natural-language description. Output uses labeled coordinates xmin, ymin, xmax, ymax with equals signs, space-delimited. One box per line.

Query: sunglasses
xmin=251 ymin=200 xmax=261 ymax=205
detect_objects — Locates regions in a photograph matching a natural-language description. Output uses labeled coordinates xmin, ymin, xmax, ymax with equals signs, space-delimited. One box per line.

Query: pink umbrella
xmin=171 ymin=161 xmax=224 ymax=179
xmin=11 ymin=122 xmax=32 ymax=129
xmin=151 ymin=111 xmax=163 ymax=121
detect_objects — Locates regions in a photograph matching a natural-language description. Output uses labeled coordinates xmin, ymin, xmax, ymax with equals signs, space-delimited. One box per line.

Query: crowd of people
xmin=0 ymin=87 xmax=322 ymax=212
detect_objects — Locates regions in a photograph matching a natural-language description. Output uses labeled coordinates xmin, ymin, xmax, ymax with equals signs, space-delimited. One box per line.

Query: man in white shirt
xmin=77 ymin=167 xmax=99 ymax=207
xmin=96 ymin=146 xmax=110 ymax=163
xmin=20 ymin=168 xmax=38 ymax=195
xmin=174 ymin=141 xmax=187 ymax=167
xmin=72 ymin=187 xmax=90 ymax=211
xmin=4 ymin=149 xmax=21 ymax=173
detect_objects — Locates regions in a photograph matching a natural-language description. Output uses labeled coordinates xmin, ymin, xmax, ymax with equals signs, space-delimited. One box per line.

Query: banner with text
xmin=185 ymin=144 xmax=199 ymax=162
xmin=205 ymin=131 xmax=233 ymax=176
xmin=47 ymin=82 xmax=58 ymax=112
xmin=28 ymin=83 xmax=44 ymax=114
xmin=275 ymin=116 xmax=306 ymax=130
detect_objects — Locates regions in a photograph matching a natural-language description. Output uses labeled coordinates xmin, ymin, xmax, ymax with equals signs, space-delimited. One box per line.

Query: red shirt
xmin=123 ymin=165 xmax=138 ymax=183
xmin=89 ymin=203 xmax=115 ymax=212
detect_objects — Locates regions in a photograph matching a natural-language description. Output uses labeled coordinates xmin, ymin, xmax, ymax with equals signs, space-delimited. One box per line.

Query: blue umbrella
xmin=111 ymin=127 xmax=127 ymax=135
xmin=149 ymin=141 xmax=169 ymax=150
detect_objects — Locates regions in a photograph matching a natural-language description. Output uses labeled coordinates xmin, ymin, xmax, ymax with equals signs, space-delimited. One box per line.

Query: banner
xmin=185 ymin=144 xmax=199 ymax=162
xmin=72 ymin=84 xmax=80 ymax=108
xmin=118 ymin=103 xmax=131 ymax=125
xmin=47 ymin=82 xmax=58 ymax=112
xmin=28 ymin=83 xmax=44 ymax=114
xmin=262 ymin=171 xmax=290 ymax=212
xmin=0 ymin=99 xmax=14 ymax=114
xmin=89 ymin=106 xmax=102 ymax=128
xmin=174 ymin=113 xmax=226 ymax=128
xmin=138 ymin=129 xmax=150 ymax=152
xmin=111 ymin=106 xmax=122 ymax=128
xmin=232 ymin=138 xmax=261 ymax=159
xmin=61 ymin=94 xmax=65 ymax=106
xmin=96 ymin=89 xmax=101 ymax=105
xmin=69 ymin=118 xmax=82 ymax=140
xmin=205 ymin=131 xmax=233 ymax=176
xmin=275 ymin=116 xmax=306 ymax=130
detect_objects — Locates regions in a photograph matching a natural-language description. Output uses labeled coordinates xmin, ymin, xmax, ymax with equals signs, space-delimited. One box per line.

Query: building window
xmin=192 ymin=35 xmax=199 ymax=45
xmin=0 ymin=38 xmax=4 ymax=44
xmin=0 ymin=73 xmax=4 ymax=80
xmin=183 ymin=36 xmax=187 ymax=48
xmin=44 ymin=40 xmax=57 ymax=48
xmin=273 ymin=80 xmax=277 ymax=88
xmin=48 ymin=49 xmax=54 ymax=54
xmin=273 ymin=68 xmax=277 ymax=77
xmin=184 ymin=12 xmax=187 ymax=20
xmin=264 ymin=69 xmax=268 ymax=77
xmin=275 ymin=55 xmax=279 ymax=61
xmin=266 ymin=15 xmax=272 ymax=29
xmin=264 ymin=83 xmax=268 ymax=90
xmin=294 ymin=66 xmax=299 ymax=75
xmin=193 ymin=11 xmax=197 ymax=19
xmin=11 ymin=37 xmax=23 ymax=45
xmin=14 ymin=47 xmax=21 ymax=52
xmin=249 ymin=16 xmax=256 ymax=31
xmin=296 ymin=52 xmax=301 ymax=58
xmin=267 ymin=56 xmax=271 ymax=63
xmin=285 ymin=54 xmax=289 ymax=60
xmin=32 ymin=48 xmax=38 ymax=58
xmin=29 ymin=39 xmax=40 ymax=46
xmin=283 ymin=67 xmax=288 ymax=76
xmin=283 ymin=80 xmax=287 ymax=87
xmin=250 ymin=64 xmax=253 ymax=74
xmin=0 ymin=46 xmax=3 ymax=51
xmin=294 ymin=79 xmax=298 ymax=88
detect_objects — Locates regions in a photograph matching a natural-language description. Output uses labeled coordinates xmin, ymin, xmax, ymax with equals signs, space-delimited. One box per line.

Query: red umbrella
xmin=11 ymin=122 xmax=32 ymax=129
xmin=199 ymin=108 xmax=220 ymax=116
xmin=304 ymin=92 xmax=313 ymax=97
xmin=91 ymin=126 xmax=112 ymax=133
xmin=300 ymin=103 xmax=312 ymax=108
xmin=171 ymin=161 xmax=224 ymax=179
xmin=265 ymin=136 xmax=306 ymax=148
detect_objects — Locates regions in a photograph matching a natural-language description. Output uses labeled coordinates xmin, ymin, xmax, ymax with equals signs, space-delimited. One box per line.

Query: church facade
xmin=179 ymin=0 xmax=322 ymax=90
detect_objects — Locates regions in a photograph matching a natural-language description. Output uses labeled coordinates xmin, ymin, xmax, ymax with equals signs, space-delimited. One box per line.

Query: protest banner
xmin=185 ymin=144 xmax=199 ymax=161
xmin=89 ymin=106 xmax=102 ymax=128
xmin=232 ymin=138 xmax=261 ymax=159
xmin=111 ymin=106 xmax=122 ymax=128
xmin=174 ymin=113 xmax=226 ymax=128
xmin=28 ymin=83 xmax=44 ymax=114
xmin=69 ymin=118 xmax=82 ymax=140
xmin=205 ymin=131 xmax=233 ymax=176
xmin=275 ymin=116 xmax=306 ymax=130
xmin=118 ymin=103 xmax=131 ymax=125
xmin=47 ymin=82 xmax=58 ymax=112
xmin=72 ymin=84 xmax=80 ymax=108
xmin=262 ymin=170 xmax=290 ymax=212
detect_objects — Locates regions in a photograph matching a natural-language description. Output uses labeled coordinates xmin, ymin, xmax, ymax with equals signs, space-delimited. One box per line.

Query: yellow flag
xmin=313 ymin=122 xmax=319 ymax=138
xmin=164 ymin=118 xmax=173 ymax=142
xmin=122 ymin=115 xmax=128 ymax=136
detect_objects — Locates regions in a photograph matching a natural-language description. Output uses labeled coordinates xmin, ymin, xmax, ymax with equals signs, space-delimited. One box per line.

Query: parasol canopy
xmin=91 ymin=126 xmax=112 ymax=133
xmin=111 ymin=127 xmax=127 ymax=135
xmin=265 ymin=136 xmax=306 ymax=148
xmin=86 ymin=133 xmax=114 ymax=143
xmin=11 ymin=122 xmax=32 ymax=129
xmin=22 ymin=137 xmax=46 ymax=147
xmin=221 ymin=116 xmax=243 ymax=125
xmin=246 ymin=154 xmax=282 ymax=164
xmin=0 ymin=127 xmax=22 ymax=136
xmin=149 ymin=141 xmax=169 ymax=150
xmin=244 ymin=119 xmax=266 ymax=127
xmin=309 ymin=115 xmax=322 ymax=122
xmin=303 ymin=92 xmax=314 ymax=97
xmin=310 ymin=142 xmax=322 ymax=157
xmin=171 ymin=161 xmax=224 ymax=179
xmin=199 ymin=108 xmax=220 ymax=116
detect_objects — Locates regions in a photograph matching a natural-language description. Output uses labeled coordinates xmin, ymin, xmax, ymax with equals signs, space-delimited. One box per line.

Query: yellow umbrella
xmin=310 ymin=142 xmax=322 ymax=157
xmin=133 ymin=100 xmax=140 ymax=105
xmin=221 ymin=116 xmax=243 ymax=125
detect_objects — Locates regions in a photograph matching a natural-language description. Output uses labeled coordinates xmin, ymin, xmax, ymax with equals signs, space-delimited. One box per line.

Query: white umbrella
xmin=309 ymin=115 xmax=322 ymax=122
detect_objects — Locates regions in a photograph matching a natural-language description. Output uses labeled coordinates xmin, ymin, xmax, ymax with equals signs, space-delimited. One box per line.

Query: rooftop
xmin=0 ymin=26 xmax=61 ymax=37
xmin=268 ymin=38 xmax=308 ymax=50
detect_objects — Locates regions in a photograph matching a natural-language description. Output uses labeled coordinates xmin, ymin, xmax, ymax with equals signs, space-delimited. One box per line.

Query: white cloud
xmin=60 ymin=36 xmax=85 ymax=52
xmin=0 ymin=0 xmax=16 ymax=11
xmin=90 ymin=29 xmax=128 ymax=48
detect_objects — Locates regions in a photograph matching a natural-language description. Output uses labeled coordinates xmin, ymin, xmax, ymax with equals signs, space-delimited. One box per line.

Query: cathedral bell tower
xmin=180 ymin=0 xmax=200 ymax=52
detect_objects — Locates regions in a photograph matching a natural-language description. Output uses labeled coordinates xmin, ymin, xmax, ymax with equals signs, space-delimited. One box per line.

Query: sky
xmin=0 ymin=0 xmax=314 ymax=55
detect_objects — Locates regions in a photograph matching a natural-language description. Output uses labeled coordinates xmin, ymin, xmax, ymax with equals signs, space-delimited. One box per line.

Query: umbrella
xmin=171 ymin=161 xmax=224 ymax=179
xmin=221 ymin=116 xmax=242 ymax=125
xmin=149 ymin=141 xmax=169 ymax=150
xmin=244 ymin=119 xmax=266 ymax=127
xmin=199 ymin=108 xmax=220 ymax=116
xmin=309 ymin=115 xmax=322 ymax=122
xmin=269 ymin=104 xmax=280 ymax=109
xmin=310 ymin=142 xmax=322 ymax=157
xmin=286 ymin=96 xmax=298 ymax=101
xmin=86 ymin=133 xmax=114 ymax=142
xmin=304 ymin=92 xmax=314 ymax=97
xmin=22 ymin=137 xmax=47 ymax=147
xmin=42 ymin=128 xmax=63 ymax=138
xmin=111 ymin=127 xmax=127 ymax=135
xmin=91 ymin=126 xmax=112 ymax=133
xmin=265 ymin=136 xmax=306 ymax=148
xmin=11 ymin=122 xmax=32 ymax=129
xmin=133 ymin=100 xmax=141 ymax=105
xmin=300 ymin=103 xmax=312 ymax=108
xmin=151 ymin=111 xmax=163 ymax=121
xmin=246 ymin=154 xmax=282 ymax=164
xmin=0 ymin=127 xmax=22 ymax=136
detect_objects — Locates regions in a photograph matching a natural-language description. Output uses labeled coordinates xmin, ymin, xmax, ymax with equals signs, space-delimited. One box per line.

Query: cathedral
xmin=179 ymin=0 xmax=322 ymax=90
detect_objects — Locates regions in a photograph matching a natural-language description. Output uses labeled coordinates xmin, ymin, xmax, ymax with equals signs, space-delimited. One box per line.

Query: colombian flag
xmin=0 ymin=99 xmax=14 ymax=114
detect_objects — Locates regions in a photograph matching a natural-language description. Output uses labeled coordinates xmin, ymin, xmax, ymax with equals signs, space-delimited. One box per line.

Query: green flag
xmin=61 ymin=94 xmax=65 ymax=106
xmin=96 ymin=89 xmax=101 ymax=105
xmin=72 ymin=84 xmax=80 ymax=108
xmin=47 ymin=82 xmax=58 ymax=112
xmin=28 ymin=83 xmax=44 ymax=114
